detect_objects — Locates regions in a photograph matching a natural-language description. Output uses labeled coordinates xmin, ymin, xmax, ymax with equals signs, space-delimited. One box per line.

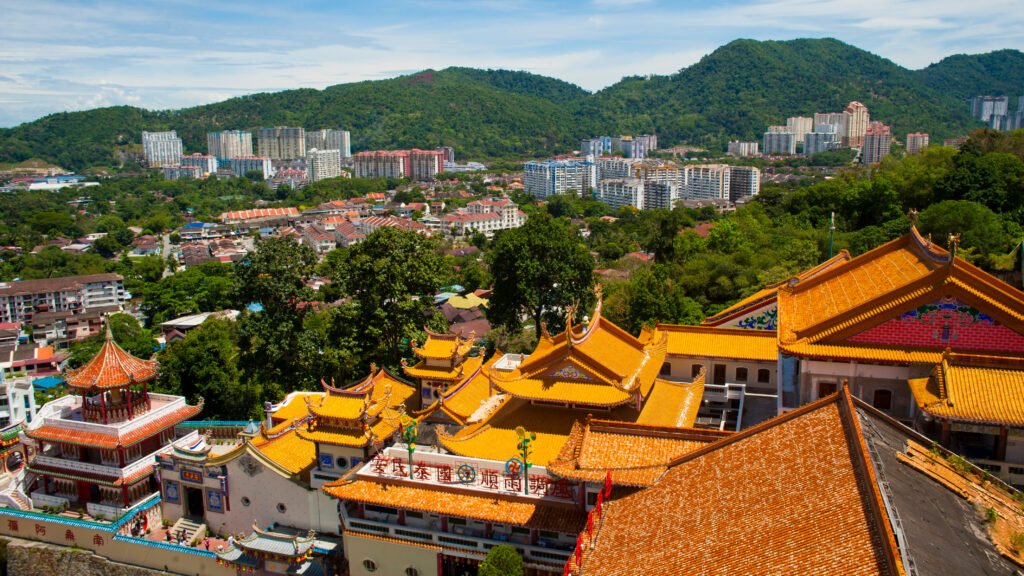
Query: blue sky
xmin=1 ymin=0 xmax=1022 ymax=127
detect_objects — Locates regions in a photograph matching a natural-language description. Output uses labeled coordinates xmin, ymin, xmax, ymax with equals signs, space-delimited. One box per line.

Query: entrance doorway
xmin=185 ymin=487 xmax=204 ymax=519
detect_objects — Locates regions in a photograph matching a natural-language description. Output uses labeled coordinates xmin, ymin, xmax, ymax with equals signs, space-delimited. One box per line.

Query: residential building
xmin=785 ymin=116 xmax=814 ymax=144
xmin=970 ymin=95 xmax=1009 ymax=122
xmin=24 ymin=332 xmax=202 ymax=514
xmin=813 ymin=112 xmax=846 ymax=133
xmin=683 ymin=164 xmax=731 ymax=200
xmin=443 ymin=161 xmax=486 ymax=173
xmin=630 ymin=159 xmax=682 ymax=189
xmin=842 ymin=101 xmax=870 ymax=147
xmin=727 ymin=141 xmax=759 ymax=157
xmin=596 ymin=157 xmax=640 ymax=182
xmin=218 ymin=207 xmax=299 ymax=226
xmin=229 ymin=156 xmax=273 ymax=180
xmin=861 ymin=122 xmax=892 ymax=164
xmin=140 ymin=131 xmax=182 ymax=167
xmin=0 ymin=274 xmax=126 ymax=325
xmin=161 ymin=165 xmax=202 ymax=180
xmin=352 ymin=149 xmax=445 ymax=180
xmin=306 ymin=148 xmax=342 ymax=182
xmin=597 ymin=178 xmax=645 ymax=210
xmin=580 ymin=138 xmax=604 ymax=157
xmin=179 ymin=153 xmax=218 ymax=176
xmin=257 ymin=127 xmax=306 ymax=160
xmin=765 ymin=125 xmax=789 ymax=134
xmin=409 ymin=149 xmax=445 ymax=180
xmin=436 ymin=145 xmax=455 ymax=163
xmin=728 ymin=166 xmax=760 ymax=201
xmin=462 ymin=197 xmax=527 ymax=233
xmin=803 ymin=128 xmax=839 ymax=155
xmin=642 ymin=180 xmax=680 ymax=210
xmin=762 ymin=132 xmax=796 ymax=155
xmin=305 ymin=129 xmax=351 ymax=158
xmin=906 ymin=132 xmax=929 ymax=154
xmin=0 ymin=373 xmax=37 ymax=428
xmin=206 ymin=130 xmax=253 ymax=160
xmin=522 ymin=159 xmax=596 ymax=199
xmin=300 ymin=223 xmax=336 ymax=255
xmin=270 ymin=168 xmax=308 ymax=190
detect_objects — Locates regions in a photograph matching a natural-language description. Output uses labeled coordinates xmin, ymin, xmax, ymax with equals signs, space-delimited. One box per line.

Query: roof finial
xmin=907 ymin=208 xmax=918 ymax=225
xmin=947 ymin=233 xmax=961 ymax=261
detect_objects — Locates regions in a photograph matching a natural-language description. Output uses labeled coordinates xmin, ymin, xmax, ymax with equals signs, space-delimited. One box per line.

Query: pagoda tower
xmin=24 ymin=328 xmax=202 ymax=512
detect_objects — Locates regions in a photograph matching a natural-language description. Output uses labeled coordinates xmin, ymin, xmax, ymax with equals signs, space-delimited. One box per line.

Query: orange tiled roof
xmin=65 ymin=332 xmax=158 ymax=390
xmin=412 ymin=331 xmax=472 ymax=360
xmin=324 ymin=477 xmax=586 ymax=534
xmin=572 ymin=388 xmax=901 ymax=575
xmin=636 ymin=378 xmax=703 ymax=428
xmin=658 ymin=325 xmax=778 ymax=361
xmin=249 ymin=427 xmax=317 ymax=476
xmin=269 ymin=392 xmax=321 ymax=429
xmin=438 ymin=399 xmax=640 ymax=466
xmin=27 ymin=402 xmax=202 ymax=449
xmin=439 ymin=354 xmax=499 ymax=424
xmin=403 ymin=354 xmax=483 ymax=382
xmin=547 ymin=419 xmax=729 ymax=487
xmin=910 ymin=355 xmax=1024 ymax=427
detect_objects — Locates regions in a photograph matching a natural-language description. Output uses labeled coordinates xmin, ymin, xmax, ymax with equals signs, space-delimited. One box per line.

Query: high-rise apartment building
xmin=351 ymin=149 xmax=444 ymax=180
xmin=162 ymin=165 xmax=203 ymax=180
xmin=522 ymin=159 xmax=597 ymax=199
xmin=786 ymin=117 xmax=814 ymax=144
xmin=141 ymin=131 xmax=183 ymax=167
xmin=596 ymin=157 xmax=641 ymax=181
xmin=436 ymin=146 xmax=455 ymax=164
xmin=229 ymin=156 xmax=273 ymax=180
xmin=861 ymin=122 xmax=892 ymax=165
xmin=409 ymin=149 xmax=445 ymax=181
xmin=766 ymin=125 xmax=790 ymax=134
xmin=642 ymin=181 xmax=680 ymax=210
xmin=257 ymin=127 xmax=306 ymax=160
xmin=804 ymin=128 xmax=839 ymax=155
xmin=727 ymin=141 xmax=760 ymax=157
xmin=207 ymin=130 xmax=253 ymax=160
xmin=762 ymin=132 xmax=796 ymax=155
xmin=906 ymin=133 xmax=929 ymax=155
xmin=843 ymin=101 xmax=870 ymax=147
xmin=683 ymin=165 xmax=731 ymax=200
xmin=580 ymin=139 xmax=604 ymax=158
xmin=0 ymin=274 xmax=127 ymax=325
xmin=180 ymin=153 xmax=218 ymax=176
xmin=307 ymin=148 xmax=343 ymax=182
xmin=729 ymin=166 xmax=760 ymax=201
xmin=970 ymin=96 xmax=1010 ymax=122
xmin=597 ymin=179 xmax=645 ymax=210
xmin=631 ymin=160 xmax=682 ymax=189
xmin=306 ymin=129 xmax=351 ymax=158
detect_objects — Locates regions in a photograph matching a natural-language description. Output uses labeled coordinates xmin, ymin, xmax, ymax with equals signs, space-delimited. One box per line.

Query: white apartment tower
xmin=727 ymin=141 xmax=760 ymax=157
xmin=522 ymin=159 xmax=597 ymax=199
xmin=762 ymin=132 xmax=796 ymax=155
xmin=597 ymin=178 xmax=646 ymax=210
xmin=786 ymin=117 xmax=814 ymax=144
xmin=906 ymin=133 xmax=929 ymax=155
xmin=683 ymin=165 xmax=731 ymax=200
xmin=141 ymin=131 xmax=183 ymax=167
xmin=306 ymin=129 xmax=351 ymax=158
xmin=307 ymin=148 xmax=343 ymax=182
xmin=207 ymin=130 xmax=253 ymax=160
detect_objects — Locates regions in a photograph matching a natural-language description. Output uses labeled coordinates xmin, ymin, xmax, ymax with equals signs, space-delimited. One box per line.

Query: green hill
xmin=0 ymin=39 xmax=1018 ymax=171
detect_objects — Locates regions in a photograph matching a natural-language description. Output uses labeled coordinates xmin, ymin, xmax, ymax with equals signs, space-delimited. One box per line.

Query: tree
xmin=68 ymin=313 xmax=157 ymax=368
xmin=156 ymin=318 xmax=256 ymax=419
xmin=338 ymin=227 xmax=446 ymax=365
xmin=479 ymin=544 xmax=524 ymax=576
xmin=140 ymin=262 xmax=236 ymax=325
xmin=917 ymin=200 xmax=1010 ymax=260
xmin=487 ymin=215 xmax=594 ymax=337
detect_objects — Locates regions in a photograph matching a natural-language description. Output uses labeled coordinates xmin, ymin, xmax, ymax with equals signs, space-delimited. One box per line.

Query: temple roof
xmin=437 ymin=354 xmax=500 ymax=424
xmin=323 ymin=477 xmax=586 ymax=534
xmin=657 ymin=325 xmax=778 ymax=361
xmin=547 ymin=419 xmax=730 ymax=487
xmin=297 ymin=368 xmax=417 ymax=448
xmin=635 ymin=378 xmax=703 ymax=428
xmin=216 ymin=524 xmax=317 ymax=566
xmin=403 ymin=353 xmax=483 ymax=382
xmin=909 ymin=353 xmax=1024 ymax=427
xmin=412 ymin=331 xmax=473 ymax=360
xmin=249 ymin=427 xmax=317 ymax=477
xmin=64 ymin=329 xmax=158 ymax=390
xmin=27 ymin=401 xmax=202 ymax=449
xmin=570 ymin=388 xmax=902 ymax=575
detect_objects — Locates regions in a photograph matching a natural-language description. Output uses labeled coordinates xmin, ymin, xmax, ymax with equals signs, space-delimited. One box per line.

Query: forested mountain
xmin=0 ymin=38 xmax=1017 ymax=170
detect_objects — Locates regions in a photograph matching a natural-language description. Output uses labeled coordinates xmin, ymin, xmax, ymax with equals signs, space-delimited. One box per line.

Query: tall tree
xmin=338 ymin=227 xmax=447 ymax=365
xmin=68 ymin=313 xmax=157 ymax=367
xmin=487 ymin=214 xmax=594 ymax=337
xmin=479 ymin=544 xmax=524 ymax=576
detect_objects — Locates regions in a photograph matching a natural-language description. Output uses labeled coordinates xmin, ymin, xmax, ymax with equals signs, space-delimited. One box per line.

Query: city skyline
xmin=2 ymin=0 xmax=1023 ymax=127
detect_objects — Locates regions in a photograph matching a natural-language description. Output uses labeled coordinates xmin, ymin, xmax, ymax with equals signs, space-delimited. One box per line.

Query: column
xmin=122 ymin=486 xmax=130 ymax=508
xmin=940 ymin=421 xmax=951 ymax=446
xmin=997 ymin=427 xmax=1009 ymax=462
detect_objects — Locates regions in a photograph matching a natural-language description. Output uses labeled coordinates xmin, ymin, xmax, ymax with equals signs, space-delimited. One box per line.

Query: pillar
xmin=398 ymin=509 xmax=406 ymax=526
xmin=122 ymin=486 xmax=130 ymax=508
xmin=100 ymin=392 xmax=107 ymax=424
xmin=125 ymin=385 xmax=134 ymax=420
xmin=997 ymin=427 xmax=1009 ymax=462
xmin=940 ymin=421 xmax=951 ymax=446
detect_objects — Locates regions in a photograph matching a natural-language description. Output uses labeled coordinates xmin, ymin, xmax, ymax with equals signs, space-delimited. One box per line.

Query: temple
xmin=214 ymin=523 xmax=340 ymax=576
xmin=23 ymin=329 xmax=201 ymax=514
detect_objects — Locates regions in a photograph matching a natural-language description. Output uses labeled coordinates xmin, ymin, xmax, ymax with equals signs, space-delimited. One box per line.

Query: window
xmin=405 ymin=568 xmax=419 ymax=576
xmin=449 ymin=518 xmax=467 ymax=525
xmin=363 ymin=559 xmax=378 ymax=573
xmin=276 ymin=503 xmax=287 ymax=513
xmin=586 ymin=491 xmax=598 ymax=506
xmin=873 ymin=389 xmax=893 ymax=411
xmin=511 ymin=527 xmax=530 ymax=535
xmin=539 ymin=530 xmax=559 ymax=539
xmin=406 ymin=511 xmax=423 ymax=519
xmin=735 ymin=367 xmax=748 ymax=382
xmin=366 ymin=505 xmax=397 ymax=515
xmin=659 ymin=362 xmax=671 ymax=376
xmin=691 ymin=364 xmax=703 ymax=378
xmin=817 ymin=381 xmax=837 ymax=399
xmin=757 ymin=369 xmax=771 ymax=384
xmin=241 ymin=497 xmax=251 ymax=507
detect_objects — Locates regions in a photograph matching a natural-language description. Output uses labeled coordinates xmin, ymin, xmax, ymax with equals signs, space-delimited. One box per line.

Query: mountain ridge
xmin=1 ymin=38 xmax=1020 ymax=170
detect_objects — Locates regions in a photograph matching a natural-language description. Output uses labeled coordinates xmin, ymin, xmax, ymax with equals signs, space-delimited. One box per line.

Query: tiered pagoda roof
xmin=403 ymin=330 xmax=478 ymax=382
xmin=215 ymin=523 xmax=317 ymax=569
xmin=909 ymin=352 xmax=1024 ymax=427
xmin=64 ymin=329 xmax=158 ymax=390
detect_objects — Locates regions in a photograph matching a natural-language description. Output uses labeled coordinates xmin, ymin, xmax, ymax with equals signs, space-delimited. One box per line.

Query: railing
xmin=88 ymin=501 xmax=128 ymax=520
xmin=32 ymin=439 xmax=172 ymax=481
xmin=30 ymin=491 xmax=67 ymax=511
xmin=36 ymin=394 xmax=186 ymax=440
xmin=344 ymin=514 xmax=572 ymax=567
xmin=0 ymin=488 xmax=33 ymax=511
xmin=83 ymin=390 xmax=151 ymax=423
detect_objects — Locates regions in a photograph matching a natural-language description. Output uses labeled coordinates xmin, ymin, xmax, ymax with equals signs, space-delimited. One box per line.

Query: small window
xmin=735 ymin=367 xmax=748 ymax=382
xmin=241 ymin=497 xmax=251 ymax=507
xmin=276 ymin=503 xmax=287 ymax=513
xmin=406 ymin=511 xmax=424 ymax=519
xmin=539 ymin=530 xmax=559 ymax=539
xmin=757 ymin=369 xmax=770 ymax=384
xmin=873 ymin=389 xmax=893 ymax=411
xmin=511 ymin=527 xmax=530 ymax=535
xmin=818 ymin=381 xmax=837 ymax=399
xmin=449 ymin=517 xmax=466 ymax=525
xmin=336 ymin=457 xmax=348 ymax=470
xmin=659 ymin=362 xmax=671 ymax=376
xmin=586 ymin=491 xmax=598 ymax=506
xmin=363 ymin=559 xmax=377 ymax=573
xmin=405 ymin=568 xmax=419 ymax=576
xmin=691 ymin=364 xmax=703 ymax=378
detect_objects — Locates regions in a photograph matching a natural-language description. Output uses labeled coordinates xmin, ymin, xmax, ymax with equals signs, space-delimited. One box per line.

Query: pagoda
xmin=24 ymin=327 xmax=202 ymax=512
xmin=402 ymin=329 xmax=480 ymax=409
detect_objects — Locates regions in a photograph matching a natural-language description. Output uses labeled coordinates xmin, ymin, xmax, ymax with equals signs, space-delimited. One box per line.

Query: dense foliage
xmin=2 ymin=39 xmax=1019 ymax=170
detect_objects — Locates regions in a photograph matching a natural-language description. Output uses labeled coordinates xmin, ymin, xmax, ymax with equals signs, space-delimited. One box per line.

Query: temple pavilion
xmin=25 ymin=328 xmax=201 ymax=512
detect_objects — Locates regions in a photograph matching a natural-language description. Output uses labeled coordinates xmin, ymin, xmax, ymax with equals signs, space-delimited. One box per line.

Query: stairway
xmin=169 ymin=517 xmax=205 ymax=545
xmin=7 ymin=490 xmax=30 ymax=511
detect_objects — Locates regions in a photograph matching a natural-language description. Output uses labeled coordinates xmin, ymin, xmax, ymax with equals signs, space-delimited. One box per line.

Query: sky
xmin=1 ymin=0 xmax=1023 ymax=127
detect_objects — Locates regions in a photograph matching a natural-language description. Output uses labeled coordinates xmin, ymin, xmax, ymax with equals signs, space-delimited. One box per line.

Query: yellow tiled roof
xmin=490 ymin=376 xmax=633 ymax=407
xmin=323 ymin=478 xmax=586 ymax=534
xmin=658 ymin=325 xmax=778 ymax=361
xmin=311 ymin=369 xmax=417 ymax=421
xmin=439 ymin=354 xmax=499 ymax=424
xmin=438 ymin=399 xmax=640 ymax=466
xmin=636 ymin=378 xmax=703 ymax=428
xmin=269 ymin=392 xmax=321 ymax=429
xmin=296 ymin=416 xmax=401 ymax=447
xmin=413 ymin=332 xmax=472 ymax=360
xmin=910 ymin=357 xmax=1024 ymax=426
xmin=403 ymin=354 xmax=483 ymax=382
xmin=779 ymin=341 xmax=944 ymax=364
xmin=249 ymin=428 xmax=317 ymax=476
